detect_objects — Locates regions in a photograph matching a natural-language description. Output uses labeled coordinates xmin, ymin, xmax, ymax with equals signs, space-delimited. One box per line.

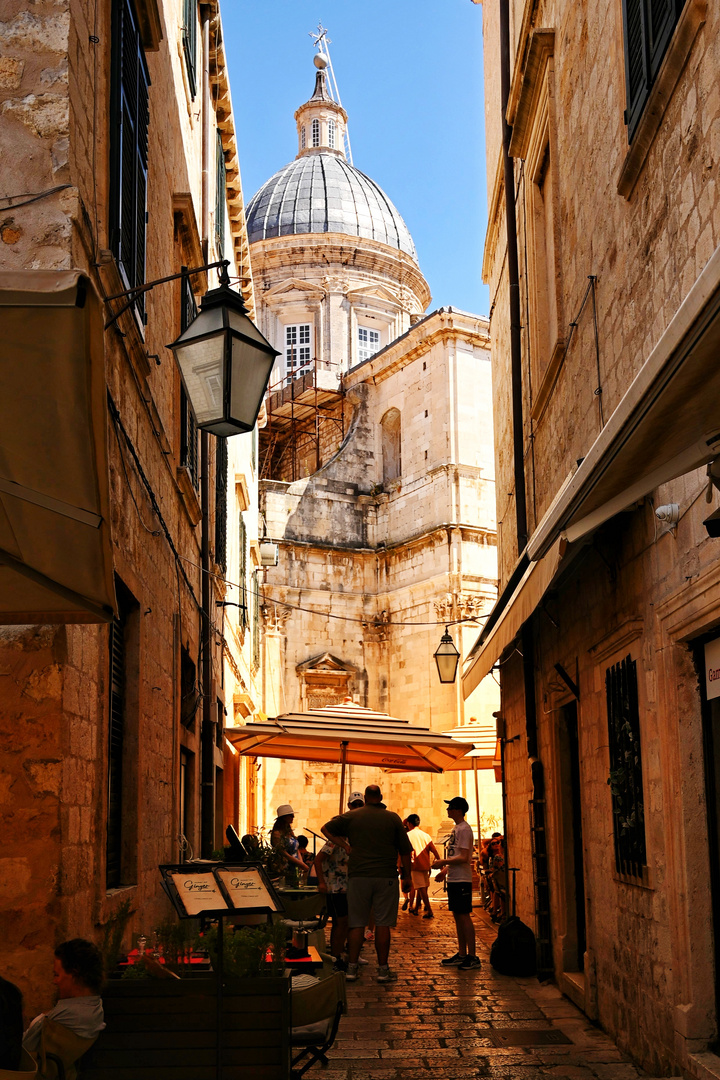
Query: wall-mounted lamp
xmin=434 ymin=626 xmax=460 ymax=684
xmin=258 ymin=540 xmax=279 ymax=567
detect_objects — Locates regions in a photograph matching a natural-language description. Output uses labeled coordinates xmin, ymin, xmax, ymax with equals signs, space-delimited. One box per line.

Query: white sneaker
xmin=357 ymin=955 xmax=369 ymax=965
xmin=377 ymin=965 xmax=397 ymax=983
xmin=346 ymin=962 xmax=359 ymax=981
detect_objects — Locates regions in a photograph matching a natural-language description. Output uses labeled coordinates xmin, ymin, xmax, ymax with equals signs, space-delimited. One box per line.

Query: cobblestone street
xmin=323 ymin=901 xmax=650 ymax=1080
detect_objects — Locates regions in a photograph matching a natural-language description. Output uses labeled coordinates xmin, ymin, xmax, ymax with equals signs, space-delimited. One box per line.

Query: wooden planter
xmin=81 ymin=976 xmax=290 ymax=1080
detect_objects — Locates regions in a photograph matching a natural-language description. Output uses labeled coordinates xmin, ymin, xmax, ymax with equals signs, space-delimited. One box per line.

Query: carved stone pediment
xmin=296 ymin=652 xmax=357 ymax=675
xmin=346 ymin=284 xmax=401 ymax=309
xmin=263 ymin=278 xmax=327 ymax=306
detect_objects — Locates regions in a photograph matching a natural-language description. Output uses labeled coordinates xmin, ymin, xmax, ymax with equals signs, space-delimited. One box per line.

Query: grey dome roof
xmin=246 ymin=153 xmax=417 ymax=261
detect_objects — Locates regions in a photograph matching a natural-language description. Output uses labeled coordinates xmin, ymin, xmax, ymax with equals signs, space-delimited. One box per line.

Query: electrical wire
xmin=0 ymin=184 xmax=72 ymax=209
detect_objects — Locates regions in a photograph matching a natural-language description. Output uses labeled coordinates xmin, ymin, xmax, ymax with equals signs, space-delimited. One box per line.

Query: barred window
xmin=182 ymin=0 xmax=197 ymax=98
xmin=622 ymin=0 xmax=684 ymax=140
xmin=606 ymin=654 xmax=647 ymax=878
xmin=107 ymin=578 xmax=138 ymax=889
xmin=109 ymin=0 xmax=150 ymax=319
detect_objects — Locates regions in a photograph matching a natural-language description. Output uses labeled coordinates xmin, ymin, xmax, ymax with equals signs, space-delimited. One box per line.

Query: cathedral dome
xmin=246 ymin=154 xmax=418 ymax=261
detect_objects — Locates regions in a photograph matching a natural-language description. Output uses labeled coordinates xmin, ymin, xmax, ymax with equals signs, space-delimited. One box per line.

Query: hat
xmin=348 ymin=791 xmax=365 ymax=806
xmin=276 ymin=804 xmax=294 ymax=817
xmin=445 ymin=796 xmax=469 ymax=813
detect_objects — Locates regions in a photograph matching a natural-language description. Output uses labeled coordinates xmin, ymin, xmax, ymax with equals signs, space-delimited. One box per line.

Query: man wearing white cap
xmin=314 ymin=792 xmax=365 ymax=970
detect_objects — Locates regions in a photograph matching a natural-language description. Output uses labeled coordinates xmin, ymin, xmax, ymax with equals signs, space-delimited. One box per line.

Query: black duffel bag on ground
xmin=489 ymin=914 xmax=537 ymax=976
xmin=489 ymin=867 xmax=537 ymax=977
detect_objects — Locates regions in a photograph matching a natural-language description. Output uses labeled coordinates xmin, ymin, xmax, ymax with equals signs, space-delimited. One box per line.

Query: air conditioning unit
xmin=259 ymin=541 xmax=279 ymax=567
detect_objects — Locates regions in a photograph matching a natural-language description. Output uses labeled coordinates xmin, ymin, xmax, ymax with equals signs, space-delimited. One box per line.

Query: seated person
xmin=0 ymin=975 xmax=23 ymax=1070
xmin=296 ymin=836 xmax=318 ymax=886
xmin=23 ymin=939 xmax=105 ymax=1057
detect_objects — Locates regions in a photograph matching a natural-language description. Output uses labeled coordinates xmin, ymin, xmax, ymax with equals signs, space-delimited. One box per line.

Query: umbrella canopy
xmin=225 ymin=699 xmax=475 ymax=811
xmin=440 ymin=723 xmax=499 ymax=771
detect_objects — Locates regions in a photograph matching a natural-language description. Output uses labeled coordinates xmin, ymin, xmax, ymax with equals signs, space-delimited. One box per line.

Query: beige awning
xmin=0 ymin=271 xmax=115 ymax=622
xmin=226 ymin=700 xmax=475 ymax=773
xmin=529 ymin=242 xmax=720 ymax=561
xmin=462 ymin=538 xmax=565 ymax=697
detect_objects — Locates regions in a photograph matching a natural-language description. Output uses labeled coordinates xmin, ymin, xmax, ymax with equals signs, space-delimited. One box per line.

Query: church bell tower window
xmin=311 ymin=118 xmax=320 ymax=147
xmin=285 ymin=323 xmax=313 ymax=384
xmin=300 ymin=126 xmax=306 ymax=149
xmin=358 ymin=325 xmax=381 ymax=363
xmin=328 ymin=119 xmax=335 ymax=149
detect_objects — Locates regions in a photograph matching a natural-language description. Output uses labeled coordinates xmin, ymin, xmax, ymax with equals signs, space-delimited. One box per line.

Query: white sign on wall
xmin=705 ymin=637 xmax=720 ymax=701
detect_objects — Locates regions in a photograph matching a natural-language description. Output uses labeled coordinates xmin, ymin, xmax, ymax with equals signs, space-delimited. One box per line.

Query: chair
xmin=36 ymin=1020 xmax=97 ymax=1080
xmin=0 ymin=1049 xmax=37 ymax=1078
xmin=290 ymin=971 xmax=346 ymax=1079
xmin=278 ymin=892 xmax=328 ymax=930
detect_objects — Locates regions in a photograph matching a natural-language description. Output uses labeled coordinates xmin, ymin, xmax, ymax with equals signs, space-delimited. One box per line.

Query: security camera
xmin=703 ymin=508 xmax=720 ymax=539
xmin=655 ymin=504 xmax=679 ymax=524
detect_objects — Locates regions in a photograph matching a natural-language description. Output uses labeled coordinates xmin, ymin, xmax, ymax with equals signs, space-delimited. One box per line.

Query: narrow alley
xmin=325 ymin=903 xmax=651 ymax=1080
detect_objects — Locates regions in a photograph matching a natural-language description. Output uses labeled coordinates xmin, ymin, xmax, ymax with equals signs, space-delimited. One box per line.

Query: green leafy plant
xmin=153 ymin=917 xmax=198 ymax=973
xmin=200 ymin=921 xmax=287 ymax=980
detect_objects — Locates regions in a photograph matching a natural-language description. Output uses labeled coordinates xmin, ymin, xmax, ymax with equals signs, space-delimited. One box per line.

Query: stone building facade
xmin=242 ymin=63 xmax=502 ymax=843
xmin=471 ymin=0 xmax=720 ymax=1074
xmin=0 ymin=0 xmax=261 ymax=1012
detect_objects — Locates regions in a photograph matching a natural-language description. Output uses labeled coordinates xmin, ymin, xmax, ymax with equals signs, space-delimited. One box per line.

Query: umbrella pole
xmin=473 ymin=757 xmax=481 ymax=851
xmin=339 ymin=741 xmax=348 ymax=813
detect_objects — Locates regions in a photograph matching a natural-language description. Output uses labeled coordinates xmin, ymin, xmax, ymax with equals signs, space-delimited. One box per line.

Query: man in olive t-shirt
xmin=322 ymin=784 xmax=412 ymax=983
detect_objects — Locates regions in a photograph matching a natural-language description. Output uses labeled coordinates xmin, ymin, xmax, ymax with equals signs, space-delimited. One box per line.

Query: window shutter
xmin=648 ymin=0 xmax=679 ymax=78
xmin=622 ymin=0 xmax=648 ymax=139
xmin=215 ymin=437 xmax=228 ymax=574
xmin=215 ymin=128 xmax=226 ymax=253
xmin=182 ymin=0 xmax=197 ymax=98
xmin=239 ymin=516 xmax=247 ymax=628
xmin=252 ymin=574 xmax=260 ymax=668
xmin=110 ymin=0 xmax=150 ymax=317
xmin=107 ymin=609 xmax=126 ymax=888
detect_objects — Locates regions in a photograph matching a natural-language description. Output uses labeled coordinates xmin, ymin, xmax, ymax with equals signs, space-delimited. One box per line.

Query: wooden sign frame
xmin=159 ymin=862 xmax=284 ymax=919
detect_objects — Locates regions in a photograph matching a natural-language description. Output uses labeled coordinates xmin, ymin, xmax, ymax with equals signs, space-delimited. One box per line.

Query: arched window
xmin=328 ymin=119 xmax=335 ymax=149
xmin=300 ymin=126 xmax=306 ymax=149
xmin=381 ymin=408 xmax=401 ymax=486
xmin=311 ymin=118 xmax=320 ymax=147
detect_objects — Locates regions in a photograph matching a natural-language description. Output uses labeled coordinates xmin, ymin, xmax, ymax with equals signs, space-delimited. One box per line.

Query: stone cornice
xmin=343 ymin=308 xmax=490 ymax=388
xmin=250 ymin=234 xmax=432 ymax=312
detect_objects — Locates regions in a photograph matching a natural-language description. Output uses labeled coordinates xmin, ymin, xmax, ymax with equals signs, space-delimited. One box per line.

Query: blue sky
xmin=222 ymin=1 xmax=489 ymax=315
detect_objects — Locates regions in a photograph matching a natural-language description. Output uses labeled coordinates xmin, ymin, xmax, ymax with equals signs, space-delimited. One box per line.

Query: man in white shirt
xmin=405 ymin=814 xmax=440 ymax=917
xmin=434 ymin=797 xmax=481 ymax=970
xmin=23 ymin=938 xmax=105 ymax=1056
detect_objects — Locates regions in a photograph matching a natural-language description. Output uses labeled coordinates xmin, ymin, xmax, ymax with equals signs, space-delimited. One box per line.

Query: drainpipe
xmin=500 ymin=0 xmax=527 ymax=550
xmin=200 ymin=7 xmax=215 ymax=858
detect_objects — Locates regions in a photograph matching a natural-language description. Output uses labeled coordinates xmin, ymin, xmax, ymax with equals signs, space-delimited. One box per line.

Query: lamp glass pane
xmin=227 ymin=308 xmax=272 ymax=347
xmin=175 ymin=337 xmax=225 ymax=426
xmin=229 ymin=336 xmax=275 ymax=432
xmin=176 ymin=305 xmax=224 ymax=341
xmin=434 ymin=639 xmax=460 ymax=683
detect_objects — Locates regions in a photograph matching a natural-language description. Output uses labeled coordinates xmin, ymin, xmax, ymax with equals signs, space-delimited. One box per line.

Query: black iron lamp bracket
xmin=102 ymin=259 xmax=230 ymax=331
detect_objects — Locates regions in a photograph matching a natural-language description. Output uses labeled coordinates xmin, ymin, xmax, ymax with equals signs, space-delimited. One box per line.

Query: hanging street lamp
xmin=168 ymin=264 xmax=279 ymax=437
xmin=434 ymin=626 xmax=460 ymax=684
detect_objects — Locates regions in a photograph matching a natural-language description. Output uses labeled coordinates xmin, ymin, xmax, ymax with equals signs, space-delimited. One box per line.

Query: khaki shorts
xmin=347 ymin=876 xmax=399 ymax=928
xmin=411 ymin=870 xmax=430 ymax=889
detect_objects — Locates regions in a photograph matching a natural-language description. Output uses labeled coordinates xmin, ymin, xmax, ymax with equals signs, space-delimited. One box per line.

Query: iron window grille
xmin=215 ymin=128 xmax=226 ymax=254
xmin=215 ymin=435 xmax=228 ymax=574
xmin=622 ymin=0 xmax=685 ymax=140
xmin=179 ymin=271 xmax=199 ymax=488
xmin=606 ymin=654 xmax=647 ymax=878
xmin=106 ymin=579 xmax=136 ymax=888
xmin=109 ymin=0 xmax=150 ymax=320
xmin=181 ymin=0 xmax=197 ymax=98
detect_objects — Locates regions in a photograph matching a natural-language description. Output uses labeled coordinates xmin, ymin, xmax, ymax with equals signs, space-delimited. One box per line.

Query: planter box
xmin=81 ymin=976 xmax=290 ymax=1080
